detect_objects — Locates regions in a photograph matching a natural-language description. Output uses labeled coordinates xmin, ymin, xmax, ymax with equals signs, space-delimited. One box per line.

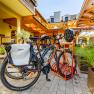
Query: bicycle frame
xmin=36 ymin=43 xmax=58 ymax=65
xmin=34 ymin=37 xmax=64 ymax=74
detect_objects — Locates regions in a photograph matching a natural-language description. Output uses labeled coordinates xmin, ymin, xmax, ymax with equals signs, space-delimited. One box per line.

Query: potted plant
xmin=17 ymin=29 xmax=30 ymax=43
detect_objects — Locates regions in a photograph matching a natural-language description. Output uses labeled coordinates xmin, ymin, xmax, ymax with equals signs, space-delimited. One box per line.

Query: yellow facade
xmin=0 ymin=0 xmax=35 ymax=44
xmin=0 ymin=19 xmax=16 ymax=44
xmin=0 ymin=19 xmax=34 ymax=44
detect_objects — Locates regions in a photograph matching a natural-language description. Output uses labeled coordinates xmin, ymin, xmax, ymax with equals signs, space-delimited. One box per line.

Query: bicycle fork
xmin=39 ymin=57 xmax=51 ymax=81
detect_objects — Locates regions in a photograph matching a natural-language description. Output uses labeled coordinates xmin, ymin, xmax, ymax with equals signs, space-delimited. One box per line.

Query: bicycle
xmin=7 ymin=33 xmax=77 ymax=81
xmin=1 ymin=35 xmax=62 ymax=91
xmin=57 ymin=29 xmax=78 ymax=80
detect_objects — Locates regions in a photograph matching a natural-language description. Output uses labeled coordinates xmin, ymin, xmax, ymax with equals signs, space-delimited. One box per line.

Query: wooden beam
xmin=22 ymin=25 xmax=37 ymax=32
xmin=78 ymin=22 xmax=94 ymax=26
xmin=84 ymin=5 xmax=94 ymax=14
xmin=3 ymin=17 xmax=48 ymax=34
xmin=79 ymin=18 xmax=90 ymax=21
xmin=87 ymin=12 xmax=94 ymax=16
xmin=89 ymin=11 xmax=94 ymax=14
xmin=3 ymin=18 xmax=42 ymax=34
xmin=46 ymin=28 xmax=64 ymax=34
xmin=78 ymin=0 xmax=90 ymax=20
xmin=77 ymin=16 xmax=92 ymax=26
xmin=78 ymin=20 xmax=91 ymax=24
xmin=22 ymin=16 xmax=47 ymax=31
xmin=3 ymin=18 xmax=17 ymax=26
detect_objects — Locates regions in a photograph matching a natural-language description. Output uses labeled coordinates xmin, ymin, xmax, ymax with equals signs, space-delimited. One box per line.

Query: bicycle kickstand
xmin=74 ymin=69 xmax=80 ymax=80
xmin=75 ymin=69 xmax=80 ymax=77
xmin=46 ymin=73 xmax=51 ymax=81
xmin=42 ymin=65 xmax=51 ymax=81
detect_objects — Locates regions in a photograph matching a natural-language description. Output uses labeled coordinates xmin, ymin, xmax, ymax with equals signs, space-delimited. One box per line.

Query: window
xmin=65 ymin=17 xmax=68 ymax=22
xmin=51 ymin=18 xmax=54 ymax=23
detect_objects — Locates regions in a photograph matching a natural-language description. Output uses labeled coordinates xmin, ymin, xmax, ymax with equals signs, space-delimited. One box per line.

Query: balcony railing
xmin=20 ymin=0 xmax=37 ymax=14
xmin=31 ymin=0 xmax=37 ymax=6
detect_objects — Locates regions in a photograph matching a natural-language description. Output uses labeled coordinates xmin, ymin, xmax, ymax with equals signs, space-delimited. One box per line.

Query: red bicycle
xmin=57 ymin=31 xmax=78 ymax=80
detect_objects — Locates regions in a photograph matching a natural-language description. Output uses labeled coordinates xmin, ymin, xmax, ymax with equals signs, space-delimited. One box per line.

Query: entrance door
xmin=11 ymin=30 xmax=16 ymax=43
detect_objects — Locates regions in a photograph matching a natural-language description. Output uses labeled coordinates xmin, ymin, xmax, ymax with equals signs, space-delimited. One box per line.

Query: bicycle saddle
xmin=29 ymin=37 xmax=40 ymax=41
xmin=41 ymin=34 xmax=50 ymax=40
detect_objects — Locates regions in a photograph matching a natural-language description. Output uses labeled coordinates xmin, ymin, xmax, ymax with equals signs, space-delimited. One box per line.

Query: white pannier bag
xmin=10 ymin=44 xmax=30 ymax=66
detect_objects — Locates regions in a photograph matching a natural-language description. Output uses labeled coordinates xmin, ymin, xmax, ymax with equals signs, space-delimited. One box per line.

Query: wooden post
xmin=16 ymin=18 xmax=21 ymax=43
xmin=0 ymin=37 xmax=1 ymax=44
xmin=87 ymin=37 xmax=90 ymax=45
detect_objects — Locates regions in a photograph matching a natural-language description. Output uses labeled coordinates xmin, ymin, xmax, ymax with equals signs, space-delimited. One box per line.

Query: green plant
xmin=74 ymin=46 xmax=79 ymax=55
xmin=0 ymin=46 xmax=6 ymax=55
xmin=76 ymin=46 xmax=94 ymax=68
xmin=17 ymin=29 xmax=30 ymax=41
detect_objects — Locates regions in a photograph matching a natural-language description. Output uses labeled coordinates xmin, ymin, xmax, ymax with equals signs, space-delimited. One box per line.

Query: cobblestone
xmin=0 ymin=59 xmax=91 ymax=94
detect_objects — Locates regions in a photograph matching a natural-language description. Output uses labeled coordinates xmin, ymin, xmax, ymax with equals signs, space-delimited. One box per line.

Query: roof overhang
xmin=0 ymin=0 xmax=35 ymax=18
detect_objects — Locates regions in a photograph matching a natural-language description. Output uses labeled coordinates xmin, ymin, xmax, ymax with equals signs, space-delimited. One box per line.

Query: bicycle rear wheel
xmin=1 ymin=57 xmax=41 ymax=91
xmin=57 ymin=50 xmax=77 ymax=80
xmin=5 ymin=63 xmax=23 ymax=80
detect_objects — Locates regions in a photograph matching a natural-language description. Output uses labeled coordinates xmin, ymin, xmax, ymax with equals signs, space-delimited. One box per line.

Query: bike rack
xmin=50 ymin=40 xmax=78 ymax=80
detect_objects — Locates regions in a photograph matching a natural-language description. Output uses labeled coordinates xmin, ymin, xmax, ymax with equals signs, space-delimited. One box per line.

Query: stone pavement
xmin=0 ymin=59 xmax=91 ymax=94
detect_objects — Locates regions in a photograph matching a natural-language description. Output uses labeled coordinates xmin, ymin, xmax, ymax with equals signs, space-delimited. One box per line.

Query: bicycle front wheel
xmin=57 ymin=50 xmax=76 ymax=80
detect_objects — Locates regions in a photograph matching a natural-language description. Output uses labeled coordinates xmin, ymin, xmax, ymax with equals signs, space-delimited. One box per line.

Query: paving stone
xmin=0 ymin=60 xmax=92 ymax=94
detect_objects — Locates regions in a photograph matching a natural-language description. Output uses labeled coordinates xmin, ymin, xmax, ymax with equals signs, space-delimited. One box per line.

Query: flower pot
xmin=78 ymin=61 xmax=89 ymax=74
xmin=88 ymin=67 xmax=94 ymax=93
xmin=78 ymin=56 xmax=89 ymax=74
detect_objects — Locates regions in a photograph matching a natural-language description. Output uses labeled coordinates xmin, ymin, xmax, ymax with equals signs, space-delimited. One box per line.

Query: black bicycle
xmin=1 ymin=35 xmax=62 ymax=91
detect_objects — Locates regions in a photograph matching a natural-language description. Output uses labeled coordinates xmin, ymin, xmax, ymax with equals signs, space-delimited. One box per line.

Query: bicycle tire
xmin=1 ymin=57 xmax=41 ymax=91
xmin=5 ymin=64 xmax=23 ymax=80
xmin=57 ymin=50 xmax=77 ymax=80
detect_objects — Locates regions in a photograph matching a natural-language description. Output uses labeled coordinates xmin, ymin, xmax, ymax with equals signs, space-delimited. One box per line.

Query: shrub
xmin=75 ymin=46 xmax=94 ymax=68
xmin=0 ymin=46 xmax=6 ymax=55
